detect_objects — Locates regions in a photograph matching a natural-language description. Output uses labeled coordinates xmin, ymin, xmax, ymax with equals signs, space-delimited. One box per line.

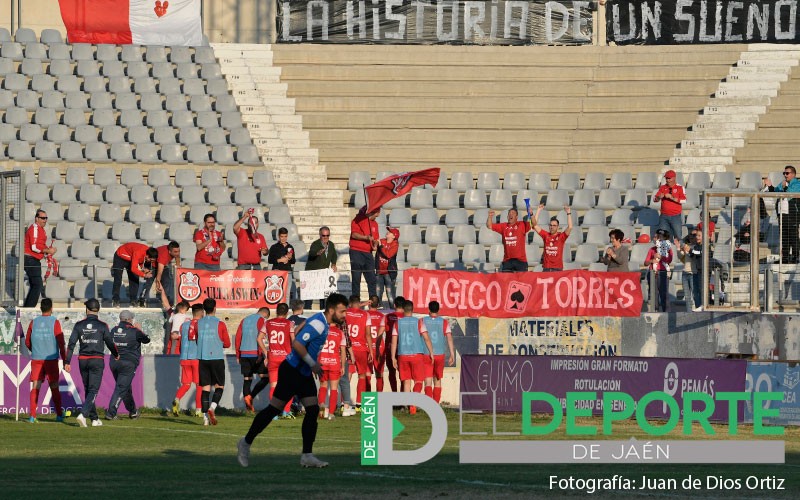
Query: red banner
xmin=365 ymin=168 xmax=440 ymax=212
xmin=403 ymin=269 xmax=643 ymax=318
xmin=175 ymin=268 xmax=290 ymax=309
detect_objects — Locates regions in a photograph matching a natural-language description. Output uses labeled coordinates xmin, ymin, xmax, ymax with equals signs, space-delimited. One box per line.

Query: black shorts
xmin=199 ymin=359 xmax=226 ymax=387
xmin=272 ymin=360 xmax=317 ymax=402
xmin=239 ymin=356 xmax=267 ymax=377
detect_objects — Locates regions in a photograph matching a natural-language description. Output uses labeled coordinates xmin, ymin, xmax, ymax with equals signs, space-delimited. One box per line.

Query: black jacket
xmin=111 ymin=321 xmax=151 ymax=364
xmin=67 ymin=314 xmax=119 ymax=363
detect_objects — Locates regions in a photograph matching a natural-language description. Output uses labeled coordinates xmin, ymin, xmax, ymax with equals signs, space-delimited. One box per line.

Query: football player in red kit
xmin=366 ymin=295 xmax=386 ymax=391
xmin=345 ymin=296 xmax=375 ymax=407
xmin=259 ymin=303 xmax=295 ymax=418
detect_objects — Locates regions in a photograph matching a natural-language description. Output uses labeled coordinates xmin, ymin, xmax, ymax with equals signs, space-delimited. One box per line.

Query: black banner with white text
xmin=607 ymin=0 xmax=800 ymax=44
xmin=277 ymin=0 xmax=594 ymax=44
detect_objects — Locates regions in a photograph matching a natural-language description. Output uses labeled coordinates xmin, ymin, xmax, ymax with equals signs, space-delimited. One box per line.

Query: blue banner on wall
xmin=745 ymin=362 xmax=800 ymax=426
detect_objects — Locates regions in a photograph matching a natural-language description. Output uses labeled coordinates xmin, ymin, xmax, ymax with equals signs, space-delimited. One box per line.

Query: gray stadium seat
xmin=580 ymin=208 xmax=606 ymax=227
xmin=406 ymin=243 xmax=432 ymax=264
xmin=95 ymin=44 xmax=119 ymax=62
xmin=139 ymin=92 xmax=161 ymax=111
xmin=635 ymin=172 xmax=659 ymax=191
xmin=216 ymin=205 xmax=240 ymax=225
xmin=1 ymin=42 xmax=23 ymax=60
xmin=478 ymin=226 xmax=502 ymax=245
xmin=175 ymin=169 xmax=198 ymax=187
xmin=101 ymin=125 xmax=125 ymax=144
xmin=489 ymin=189 xmax=513 ymax=210
xmin=40 ymin=29 xmax=63 ymax=43
xmin=82 ymin=221 xmax=109 ymax=243
xmin=110 ymin=143 xmax=136 ymax=163
xmin=571 ymin=189 xmax=596 ymax=210
xmin=72 ymin=279 xmax=96 ymax=300
xmin=229 ymin=127 xmax=253 ymax=147
xmin=687 ymin=172 xmax=711 ymax=190
xmin=85 ymin=142 xmax=110 ymax=162
xmin=121 ymin=45 xmax=143 ymax=62
xmin=195 ymin=111 xmax=219 ymax=129
xmin=156 ymin=185 xmax=180 ymax=205
xmin=488 ymin=244 xmax=504 ymax=264
xmin=74 ymin=124 xmax=98 ymax=143
xmin=34 ymin=108 xmax=58 ymax=127
xmin=160 ymin=144 xmax=187 ymax=163
xmin=70 ymin=240 xmax=97 ymax=260
xmin=44 ymin=280 xmax=71 ymax=302
xmin=181 ymin=187 xmax=207 ymax=206
xmin=596 ymin=189 xmax=622 ymax=210
xmin=58 ymin=141 xmax=83 ymax=162
xmin=145 ymin=168 xmax=169 ymax=187
xmin=409 ymin=188 xmax=434 ymax=209
xmin=214 ymin=95 xmax=237 ymax=113
xmin=33 ymin=140 xmax=58 ymax=161
xmin=194 ymin=47 xmax=216 ymax=64
xmin=684 ymin=188 xmax=700 ymax=209
xmin=130 ymin=185 xmax=155 ymax=206
xmin=9 ymin=140 xmax=33 ymax=161
xmin=102 ymin=60 xmax=124 ymax=78
xmin=16 ymin=90 xmax=40 ymax=111
xmin=44 ymin=124 xmax=69 ymax=143
xmin=146 ymin=46 xmax=167 ymax=63
xmin=146 ymin=110 xmax=169 ymax=128
xmin=526 ymin=244 xmax=542 ymax=265
xmin=152 ymin=61 xmax=174 ymax=79
xmin=139 ymin=222 xmax=163 ymax=241
xmin=610 ymin=208 xmax=635 ymax=226
xmin=212 ymin=145 xmax=236 ymax=165
xmin=21 ymin=58 xmax=43 ymax=76
xmin=414 ymin=208 xmax=439 ymax=226
xmin=25 ymin=43 xmax=48 ymax=60
xmin=105 ymin=184 xmax=130 ymax=205
xmin=461 ymin=244 xmax=486 ymax=267
xmin=14 ymin=27 xmax=36 ymax=42
xmin=154 ymin=126 xmax=177 ymax=144
xmin=47 ymin=43 xmax=70 ymax=60
xmin=476 ymin=172 xmax=500 ymax=190
xmin=558 ymin=173 xmax=580 ymax=191
xmin=112 ymin=222 xmax=137 ymax=241
xmin=712 ymin=172 xmax=736 ymax=190
xmin=48 ymin=59 xmax=73 ymax=77
xmin=61 ymin=108 xmax=86 ymax=128
xmin=235 ymin=145 xmax=260 ymax=165
xmin=98 ymin=240 xmax=121 ymax=260
xmin=208 ymin=186 xmax=232 ymax=205
xmin=177 ymin=63 xmax=199 ymax=79
xmin=435 ymin=189 xmax=460 ymax=209
xmin=395 ymin=225 xmax=420 ymax=244
xmin=91 ymin=109 xmax=116 ymax=127
xmin=583 ymin=172 xmax=607 ymax=191
xmin=585 ymin=226 xmax=610 ymax=246
xmin=39 ymin=202 xmax=64 ymax=222
xmin=449 ymin=172 xmax=473 ymax=191
xmin=200 ymin=63 xmax=222 ymax=80
xmin=4 ymin=106 xmax=29 ymax=125
xmin=114 ymin=92 xmax=138 ymax=111
xmin=737 ymin=171 xmax=762 ymax=191
xmin=544 ymin=189 xmax=569 ymax=211
xmin=424 ymin=225 xmax=449 ymax=245
xmin=637 ymin=208 xmax=660 ymax=228
xmin=452 ymin=225 xmax=476 ymax=245
xmin=91 ymin=167 xmax=116 ymax=187
xmin=77 ymin=60 xmax=100 ymax=77
xmin=179 ymin=127 xmax=202 ymax=145
xmin=134 ymin=143 xmax=160 ymax=163
xmin=435 ymin=244 xmax=460 ymax=266
xmin=26 ymin=183 xmax=50 ymax=203
xmin=463 ymin=189 xmax=487 ymax=209
xmin=165 ymin=94 xmax=187 ymax=112
xmin=224 ymin=170 xmax=247 ymax=189
xmin=574 ymin=244 xmax=600 ymax=266
xmin=55 ymin=221 xmax=79 ymax=240
xmin=98 ymin=204 xmax=123 ymax=224
xmin=234 ymin=186 xmax=258 ymax=205
xmin=127 ymin=126 xmax=150 ymax=144
xmin=158 ymin=205 xmax=185 ymax=224
xmin=445 ymin=208 xmax=469 ymax=227
xmin=108 ymin=76 xmax=133 ymax=94
xmin=171 ymin=110 xmax=195 ymax=128
xmin=158 ymin=77 xmax=181 ymax=95
xmin=388 ymin=208 xmax=412 ymax=226
xmin=220 ymin=111 xmax=243 ymax=129
xmin=253 ymin=170 xmax=275 ymax=188
xmin=203 ymin=127 xmax=227 ymax=146
xmin=52 ymin=184 xmax=77 ymax=203
xmin=268 ymin=205 xmax=292 ymax=224
xmin=624 ymin=188 xmax=648 ymax=210
xmin=70 ymin=44 xmax=94 ymax=61
xmin=189 ymin=205 xmax=212 ymax=225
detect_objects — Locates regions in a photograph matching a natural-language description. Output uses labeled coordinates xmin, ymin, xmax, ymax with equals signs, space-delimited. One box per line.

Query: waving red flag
xmin=365 ymin=168 xmax=441 ymax=213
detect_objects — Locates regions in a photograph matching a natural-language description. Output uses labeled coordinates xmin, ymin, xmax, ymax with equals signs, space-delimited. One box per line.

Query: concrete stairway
xmin=670 ymin=45 xmax=800 ymax=175
xmin=212 ymin=43 xmax=355 ymax=294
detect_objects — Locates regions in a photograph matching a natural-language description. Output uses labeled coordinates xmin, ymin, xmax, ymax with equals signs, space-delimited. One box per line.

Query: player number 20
xmin=270 ymin=330 xmax=285 ymax=345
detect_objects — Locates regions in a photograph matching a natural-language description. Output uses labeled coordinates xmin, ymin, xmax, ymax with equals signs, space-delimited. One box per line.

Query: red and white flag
xmin=364 ymin=168 xmax=441 ymax=213
xmin=58 ymin=0 xmax=203 ymax=46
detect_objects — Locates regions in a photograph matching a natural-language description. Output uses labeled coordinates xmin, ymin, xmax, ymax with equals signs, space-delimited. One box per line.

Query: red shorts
xmin=268 ymin=357 xmax=286 ymax=383
xmin=352 ymin=350 xmax=372 ymax=375
xmin=320 ymin=365 xmax=341 ymax=383
xmin=180 ymin=359 xmax=199 ymax=385
xmin=433 ymin=354 xmax=446 ymax=380
xmin=422 ymin=354 xmax=434 ymax=379
xmin=31 ymin=359 xmax=59 ymax=383
xmin=397 ymin=354 xmax=425 ymax=382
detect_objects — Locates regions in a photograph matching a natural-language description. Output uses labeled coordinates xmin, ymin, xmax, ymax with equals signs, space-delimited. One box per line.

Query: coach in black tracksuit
xmin=66 ymin=299 xmax=119 ymax=427
xmin=106 ymin=310 xmax=150 ymax=420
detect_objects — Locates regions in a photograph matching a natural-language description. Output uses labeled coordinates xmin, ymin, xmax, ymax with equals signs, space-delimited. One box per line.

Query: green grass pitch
xmin=1 ymin=409 xmax=798 ymax=498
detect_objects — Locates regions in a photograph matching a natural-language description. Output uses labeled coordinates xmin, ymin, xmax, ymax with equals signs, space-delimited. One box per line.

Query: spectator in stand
xmin=734 ymin=209 xmax=753 ymax=264
xmin=644 ymin=229 xmax=673 ymax=312
xmin=111 ymin=243 xmax=158 ymax=308
xmin=305 ymin=226 xmax=338 ymax=309
xmin=25 ymin=298 xmax=67 ymax=423
xmin=533 ymin=204 xmax=573 ymax=272
xmin=234 ymin=209 xmax=268 ymax=270
xmin=194 ymin=214 xmax=225 ymax=271
xmin=653 ymin=170 xmax=687 ymax=242
xmin=23 ymin=209 xmax=57 ymax=308
xmin=688 ymin=230 xmax=705 ymax=311
xmin=487 ymin=206 xmax=534 ymax=272
xmin=140 ymin=240 xmax=180 ymax=309
xmin=601 ymin=229 xmax=629 ymax=272
xmin=677 ymin=230 xmax=698 ymax=311
xmin=268 ymin=227 xmax=296 ymax=299
xmin=765 ymin=165 xmax=800 ymax=263
xmin=376 ymin=227 xmax=399 ymax=307
xmin=349 ymin=207 xmax=380 ymax=298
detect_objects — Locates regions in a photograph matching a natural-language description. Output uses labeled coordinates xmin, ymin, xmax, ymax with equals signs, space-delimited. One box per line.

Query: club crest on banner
xmin=179 ymin=272 xmax=202 ymax=301
xmin=391 ymin=173 xmax=411 ymax=194
xmin=154 ymin=0 xmax=169 ymax=17
xmin=264 ymin=275 xmax=285 ymax=304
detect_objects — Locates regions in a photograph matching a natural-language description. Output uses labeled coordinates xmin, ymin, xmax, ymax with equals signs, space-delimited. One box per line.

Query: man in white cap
xmin=106 ymin=310 xmax=150 ymax=420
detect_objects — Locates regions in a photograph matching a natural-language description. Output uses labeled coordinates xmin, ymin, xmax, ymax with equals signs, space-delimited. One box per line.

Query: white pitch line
xmin=109 ymin=424 xmax=359 ymax=445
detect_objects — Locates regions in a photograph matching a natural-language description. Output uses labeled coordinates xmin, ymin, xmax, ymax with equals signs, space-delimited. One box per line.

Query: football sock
xmin=175 ymin=383 xmax=191 ymax=400
xmin=302 ymin=405 xmax=320 ymax=453
xmin=245 ymin=404 xmax=281 ymax=444
xmin=201 ymin=390 xmax=210 ymax=413
xmin=365 ymin=377 xmax=372 ymax=392
xmin=242 ymin=378 xmax=252 ymax=398
xmin=424 ymin=386 xmax=433 ymax=398
xmin=30 ymin=388 xmax=39 ymax=418
xmin=212 ymin=387 xmax=223 ymax=406
xmin=251 ymin=378 xmax=269 ymax=398
xmin=329 ymin=390 xmax=338 ymax=412
xmin=318 ymin=387 xmax=327 ymax=407
xmin=357 ymin=378 xmax=366 ymax=403
xmin=376 ymin=377 xmax=384 ymax=392
xmin=413 ymin=382 xmax=423 ymax=393
xmin=51 ymin=385 xmax=63 ymax=417
xmin=433 ymin=387 xmax=442 ymax=403
xmin=195 ymin=387 xmax=202 ymax=411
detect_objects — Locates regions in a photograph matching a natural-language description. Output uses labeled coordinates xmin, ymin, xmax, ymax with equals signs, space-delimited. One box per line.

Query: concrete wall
xmin=0 ymin=0 xmax=276 ymax=43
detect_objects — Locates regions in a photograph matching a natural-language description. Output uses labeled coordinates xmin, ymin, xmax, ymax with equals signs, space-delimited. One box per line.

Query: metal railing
xmin=1 ymin=170 xmax=25 ymax=307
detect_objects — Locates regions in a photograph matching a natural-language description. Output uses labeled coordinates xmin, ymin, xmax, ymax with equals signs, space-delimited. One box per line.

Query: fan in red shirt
xmin=366 ymin=295 xmax=387 ymax=391
xmin=349 ymin=207 xmax=380 ymax=299
xmin=345 ymin=296 xmax=375 ymax=406
xmin=375 ymin=227 xmax=399 ymax=307
xmin=194 ymin=213 xmax=226 ymax=271
xmin=23 ymin=208 xmax=57 ymax=307
xmin=233 ymin=209 xmax=268 ymax=270
xmin=653 ymin=170 xmax=687 ymax=242
xmin=383 ymin=296 xmax=405 ymax=392
xmin=487 ymin=206 xmax=534 ymax=272
xmin=533 ymin=204 xmax=574 ymax=271
xmin=112 ymin=243 xmax=158 ymax=307
xmin=258 ymin=303 xmax=295 ymax=418
xmin=317 ymin=320 xmax=347 ymax=419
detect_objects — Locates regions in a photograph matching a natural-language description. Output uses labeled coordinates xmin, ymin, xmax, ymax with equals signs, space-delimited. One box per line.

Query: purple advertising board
xmin=0 ymin=355 xmax=144 ymax=416
xmin=460 ymin=355 xmax=747 ymax=422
